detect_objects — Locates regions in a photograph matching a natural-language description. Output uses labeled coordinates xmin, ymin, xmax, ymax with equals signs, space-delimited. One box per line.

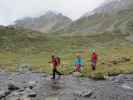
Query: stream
xmin=0 ymin=71 xmax=133 ymax=100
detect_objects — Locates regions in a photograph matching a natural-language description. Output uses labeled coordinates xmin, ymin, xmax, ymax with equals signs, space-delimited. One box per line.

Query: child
xmin=91 ymin=51 xmax=98 ymax=71
xmin=74 ymin=55 xmax=84 ymax=72
xmin=49 ymin=55 xmax=62 ymax=80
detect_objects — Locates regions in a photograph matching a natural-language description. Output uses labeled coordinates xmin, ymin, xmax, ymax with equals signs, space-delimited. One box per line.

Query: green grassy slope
xmin=0 ymin=26 xmax=133 ymax=79
xmin=56 ymin=7 xmax=133 ymax=36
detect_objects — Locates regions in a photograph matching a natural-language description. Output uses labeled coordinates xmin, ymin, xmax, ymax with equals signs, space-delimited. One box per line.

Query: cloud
xmin=0 ymin=0 xmax=105 ymax=25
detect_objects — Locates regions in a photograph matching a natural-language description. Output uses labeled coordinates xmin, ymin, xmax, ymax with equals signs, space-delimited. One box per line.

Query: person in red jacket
xmin=56 ymin=56 xmax=61 ymax=67
xmin=91 ymin=51 xmax=98 ymax=71
xmin=49 ymin=55 xmax=62 ymax=80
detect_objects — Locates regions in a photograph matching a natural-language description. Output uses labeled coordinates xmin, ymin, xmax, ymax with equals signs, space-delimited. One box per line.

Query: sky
xmin=0 ymin=0 xmax=105 ymax=25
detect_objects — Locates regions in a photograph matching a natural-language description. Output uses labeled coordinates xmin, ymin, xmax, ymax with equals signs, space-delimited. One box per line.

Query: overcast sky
xmin=0 ymin=0 xmax=105 ymax=25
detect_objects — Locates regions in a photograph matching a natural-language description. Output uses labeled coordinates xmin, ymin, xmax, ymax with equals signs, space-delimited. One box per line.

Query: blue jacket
xmin=75 ymin=58 xmax=84 ymax=65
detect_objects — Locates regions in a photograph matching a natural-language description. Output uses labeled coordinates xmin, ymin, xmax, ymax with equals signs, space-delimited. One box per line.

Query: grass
xmin=0 ymin=37 xmax=133 ymax=80
xmin=0 ymin=27 xmax=133 ymax=79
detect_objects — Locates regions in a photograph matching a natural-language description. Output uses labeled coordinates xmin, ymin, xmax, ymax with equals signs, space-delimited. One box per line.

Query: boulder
xmin=24 ymin=88 xmax=37 ymax=98
xmin=81 ymin=90 xmax=93 ymax=97
xmin=27 ymin=81 xmax=37 ymax=89
xmin=74 ymin=89 xmax=93 ymax=97
xmin=111 ymin=74 xmax=128 ymax=83
xmin=16 ymin=64 xmax=32 ymax=73
xmin=121 ymin=84 xmax=133 ymax=90
xmin=27 ymin=91 xmax=37 ymax=98
xmin=8 ymin=83 xmax=20 ymax=91
xmin=0 ymin=90 xmax=10 ymax=99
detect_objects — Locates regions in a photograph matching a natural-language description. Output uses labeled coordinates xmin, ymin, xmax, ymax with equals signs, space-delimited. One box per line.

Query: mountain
xmin=13 ymin=0 xmax=133 ymax=37
xmin=0 ymin=25 xmax=127 ymax=54
xmin=91 ymin=0 xmax=133 ymax=14
xmin=0 ymin=25 xmax=49 ymax=52
xmin=57 ymin=0 xmax=133 ymax=36
xmin=15 ymin=11 xmax=72 ymax=33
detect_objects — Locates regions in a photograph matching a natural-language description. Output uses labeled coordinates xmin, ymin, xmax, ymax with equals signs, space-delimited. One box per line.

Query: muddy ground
xmin=0 ymin=71 xmax=133 ymax=100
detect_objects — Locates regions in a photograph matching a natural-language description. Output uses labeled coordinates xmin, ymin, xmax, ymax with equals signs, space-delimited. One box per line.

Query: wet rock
xmin=111 ymin=74 xmax=128 ymax=83
xmin=0 ymin=90 xmax=10 ymax=99
xmin=103 ymin=75 xmax=110 ymax=80
xmin=121 ymin=84 xmax=133 ymax=90
xmin=74 ymin=89 xmax=93 ymax=97
xmin=81 ymin=90 xmax=93 ymax=97
xmin=27 ymin=81 xmax=37 ymax=89
xmin=16 ymin=64 xmax=32 ymax=73
xmin=0 ymin=71 xmax=133 ymax=100
xmin=24 ymin=88 xmax=37 ymax=98
xmin=8 ymin=88 xmax=36 ymax=99
xmin=27 ymin=91 xmax=37 ymax=98
xmin=8 ymin=83 xmax=20 ymax=91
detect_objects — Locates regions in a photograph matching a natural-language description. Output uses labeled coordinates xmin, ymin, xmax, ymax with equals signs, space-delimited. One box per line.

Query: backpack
xmin=56 ymin=57 xmax=61 ymax=65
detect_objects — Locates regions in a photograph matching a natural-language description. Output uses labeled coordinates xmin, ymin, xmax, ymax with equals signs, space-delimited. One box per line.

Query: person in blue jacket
xmin=74 ymin=55 xmax=84 ymax=72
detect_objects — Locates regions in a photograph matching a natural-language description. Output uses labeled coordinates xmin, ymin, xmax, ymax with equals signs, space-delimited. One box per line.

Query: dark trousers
xmin=91 ymin=60 xmax=97 ymax=71
xmin=52 ymin=68 xmax=62 ymax=80
xmin=92 ymin=65 xmax=96 ymax=71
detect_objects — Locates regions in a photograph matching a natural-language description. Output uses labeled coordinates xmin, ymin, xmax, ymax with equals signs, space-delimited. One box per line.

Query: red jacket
xmin=91 ymin=52 xmax=98 ymax=61
xmin=51 ymin=58 xmax=58 ymax=69
xmin=56 ymin=57 xmax=60 ymax=66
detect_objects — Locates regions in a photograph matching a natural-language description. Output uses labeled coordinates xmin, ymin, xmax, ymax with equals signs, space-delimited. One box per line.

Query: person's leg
xmin=79 ymin=65 xmax=81 ymax=72
xmin=75 ymin=64 xmax=79 ymax=72
xmin=91 ymin=61 xmax=95 ymax=71
xmin=76 ymin=64 xmax=81 ymax=72
xmin=55 ymin=69 xmax=62 ymax=75
xmin=92 ymin=65 xmax=95 ymax=70
xmin=91 ymin=61 xmax=96 ymax=71
xmin=94 ymin=61 xmax=97 ymax=70
xmin=54 ymin=69 xmax=62 ymax=79
xmin=52 ymin=69 xmax=56 ymax=80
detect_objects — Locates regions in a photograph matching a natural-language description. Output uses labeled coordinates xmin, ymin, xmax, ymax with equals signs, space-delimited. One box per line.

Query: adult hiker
xmin=74 ymin=55 xmax=84 ymax=72
xmin=91 ymin=50 xmax=98 ymax=71
xmin=56 ymin=56 xmax=61 ymax=67
xmin=49 ymin=55 xmax=62 ymax=80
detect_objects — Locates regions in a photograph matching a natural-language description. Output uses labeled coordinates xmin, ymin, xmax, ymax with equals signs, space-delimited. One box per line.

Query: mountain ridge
xmin=15 ymin=11 xmax=72 ymax=33
xmin=56 ymin=0 xmax=133 ymax=36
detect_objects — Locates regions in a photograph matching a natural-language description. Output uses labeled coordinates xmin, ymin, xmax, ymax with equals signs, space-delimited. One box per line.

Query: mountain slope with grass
xmin=90 ymin=0 xmax=133 ymax=14
xmin=56 ymin=0 xmax=133 ymax=37
xmin=0 ymin=26 xmax=48 ymax=52
xmin=0 ymin=25 xmax=133 ymax=77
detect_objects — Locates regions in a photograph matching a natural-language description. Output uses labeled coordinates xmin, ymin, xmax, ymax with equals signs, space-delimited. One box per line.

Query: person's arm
xmin=91 ymin=55 xmax=93 ymax=62
xmin=96 ymin=54 xmax=98 ymax=61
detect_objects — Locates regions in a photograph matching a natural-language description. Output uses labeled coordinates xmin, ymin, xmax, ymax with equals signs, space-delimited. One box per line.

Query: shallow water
xmin=0 ymin=72 xmax=133 ymax=100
